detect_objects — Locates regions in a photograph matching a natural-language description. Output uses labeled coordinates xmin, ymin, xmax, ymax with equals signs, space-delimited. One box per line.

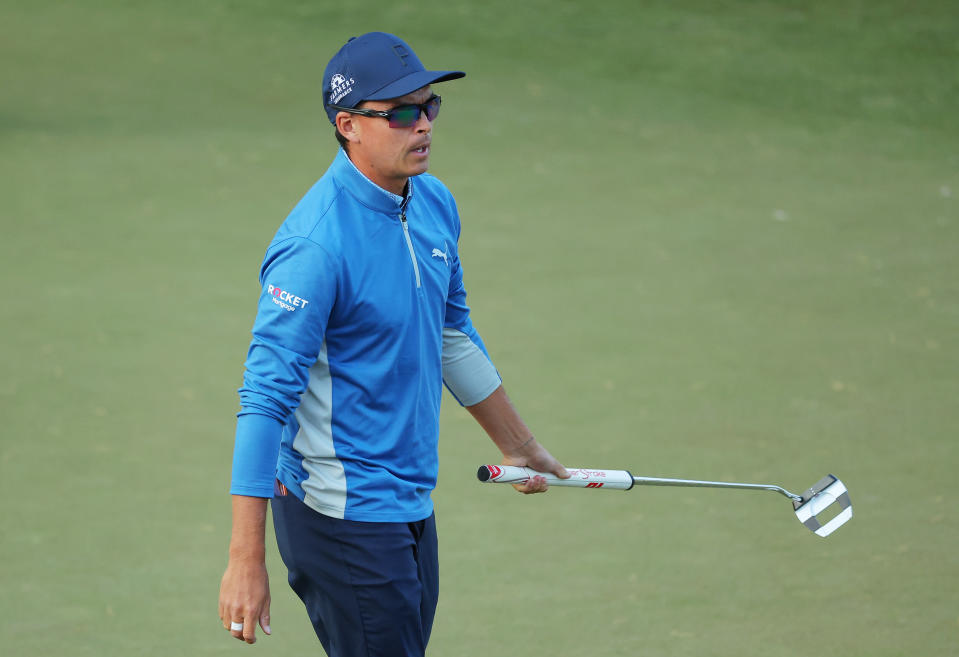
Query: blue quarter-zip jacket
xmin=230 ymin=150 xmax=501 ymax=522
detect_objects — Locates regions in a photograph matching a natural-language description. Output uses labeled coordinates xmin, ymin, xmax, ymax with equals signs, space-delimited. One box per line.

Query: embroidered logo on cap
xmin=329 ymin=73 xmax=355 ymax=104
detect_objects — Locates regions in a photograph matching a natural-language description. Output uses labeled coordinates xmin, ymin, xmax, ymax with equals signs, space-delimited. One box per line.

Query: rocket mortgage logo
xmin=267 ymin=284 xmax=310 ymax=312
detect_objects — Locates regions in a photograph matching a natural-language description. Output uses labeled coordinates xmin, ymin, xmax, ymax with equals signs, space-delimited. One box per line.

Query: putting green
xmin=1 ymin=1 xmax=956 ymax=655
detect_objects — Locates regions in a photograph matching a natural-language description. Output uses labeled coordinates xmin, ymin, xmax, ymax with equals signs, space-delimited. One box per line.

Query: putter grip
xmin=477 ymin=465 xmax=634 ymax=490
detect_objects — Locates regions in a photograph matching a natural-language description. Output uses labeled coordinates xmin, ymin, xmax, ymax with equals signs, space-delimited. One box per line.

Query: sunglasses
xmin=329 ymin=95 xmax=442 ymax=129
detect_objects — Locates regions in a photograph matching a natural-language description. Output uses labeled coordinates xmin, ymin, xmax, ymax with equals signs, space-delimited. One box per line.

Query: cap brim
xmin=364 ymin=70 xmax=465 ymax=101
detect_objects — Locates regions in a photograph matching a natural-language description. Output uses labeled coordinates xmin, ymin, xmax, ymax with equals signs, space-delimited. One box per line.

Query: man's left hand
xmin=501 ymin=437 xmax=569 ymax=494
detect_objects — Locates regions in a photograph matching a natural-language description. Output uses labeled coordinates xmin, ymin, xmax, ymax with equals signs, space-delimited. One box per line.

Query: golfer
xmin=217 ymin=32 xmax=569 ymax=655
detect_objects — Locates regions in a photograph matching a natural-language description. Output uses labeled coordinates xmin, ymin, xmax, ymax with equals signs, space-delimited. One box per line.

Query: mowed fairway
xmin=1 ymin=1 xmax=956 ymax=655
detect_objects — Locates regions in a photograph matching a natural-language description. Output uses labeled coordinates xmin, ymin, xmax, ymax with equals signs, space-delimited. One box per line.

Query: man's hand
xmin=219 ymin=495 xmax=272 ymax=644
xmin=501 ymin=436 xmax=570 ymax=494
xmin=466 ymin=385 xmax=570 ymax=494
xmin=219 ymin=556 xmax=271 ymax=644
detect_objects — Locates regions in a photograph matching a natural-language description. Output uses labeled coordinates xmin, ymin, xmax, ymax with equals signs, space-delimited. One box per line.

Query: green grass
xmin=1 ymin=1 xmax=957 ymax=655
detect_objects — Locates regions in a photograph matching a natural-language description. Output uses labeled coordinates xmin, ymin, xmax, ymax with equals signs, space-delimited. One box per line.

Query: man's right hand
xmin=219 ymin=557 xmax=271 ymax=644
xmin=218 ymin=495 xmax=272 ymax=644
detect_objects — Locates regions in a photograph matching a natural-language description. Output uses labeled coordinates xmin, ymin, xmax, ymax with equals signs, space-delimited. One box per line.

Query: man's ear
xmin=335 ymin=112 xmax=360 ymax=144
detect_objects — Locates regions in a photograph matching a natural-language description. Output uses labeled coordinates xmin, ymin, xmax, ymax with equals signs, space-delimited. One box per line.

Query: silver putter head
xmin=792 ymin=474 xmax=853 ymax=537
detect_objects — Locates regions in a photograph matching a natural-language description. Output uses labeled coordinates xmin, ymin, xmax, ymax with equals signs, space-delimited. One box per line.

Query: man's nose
xmin=414 ymin=108 xmax=432 ymax=132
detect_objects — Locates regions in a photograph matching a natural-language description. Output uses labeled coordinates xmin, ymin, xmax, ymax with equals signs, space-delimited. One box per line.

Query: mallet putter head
xmin=792 ymin=474 xmax=853 ymax=537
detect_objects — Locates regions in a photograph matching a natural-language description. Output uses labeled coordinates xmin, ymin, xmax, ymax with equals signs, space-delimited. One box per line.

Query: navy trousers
xmin=271 ymin=491 xmax=439 ymax=657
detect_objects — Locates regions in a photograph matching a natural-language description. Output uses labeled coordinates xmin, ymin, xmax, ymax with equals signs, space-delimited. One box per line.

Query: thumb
xmin=260 ymin=604 xmax=271 ymax=635
xmin=537 ymin=453 xmax=569 ymax=478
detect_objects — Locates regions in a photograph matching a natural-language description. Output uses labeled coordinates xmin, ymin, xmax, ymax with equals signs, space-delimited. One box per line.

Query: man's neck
xmin=344 ymin=149 xmax=410 ymax=198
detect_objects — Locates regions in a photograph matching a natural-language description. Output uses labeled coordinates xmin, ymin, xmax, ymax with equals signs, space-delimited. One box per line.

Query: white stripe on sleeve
xmin=442 ymin=328 xmax=501 ymax=406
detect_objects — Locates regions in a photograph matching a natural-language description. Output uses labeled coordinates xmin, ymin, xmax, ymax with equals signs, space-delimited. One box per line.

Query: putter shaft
xmin=631 ymin=476 xmax=803 ymax=502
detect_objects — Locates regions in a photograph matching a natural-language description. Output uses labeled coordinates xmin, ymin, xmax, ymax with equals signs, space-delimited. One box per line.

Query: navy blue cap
xmin=323 ymin=32 xmax=465 ymax=124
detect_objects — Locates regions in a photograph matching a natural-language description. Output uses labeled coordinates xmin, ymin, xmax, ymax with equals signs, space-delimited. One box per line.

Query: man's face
xmin=339 ymin=86 xmax=435 ymax=196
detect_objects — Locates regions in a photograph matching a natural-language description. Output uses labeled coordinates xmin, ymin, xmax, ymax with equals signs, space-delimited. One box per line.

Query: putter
xmin=477 ymin=465 xmax=853 ymax=538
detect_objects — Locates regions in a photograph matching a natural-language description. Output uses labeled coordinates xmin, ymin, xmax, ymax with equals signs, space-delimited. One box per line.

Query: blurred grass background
xmin=1 ymin=1 xmax=956 ymax=655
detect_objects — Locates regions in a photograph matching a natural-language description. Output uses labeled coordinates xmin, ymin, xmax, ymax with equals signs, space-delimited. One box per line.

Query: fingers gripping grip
xmin=477 ymin=465 xmax=634 ymax=490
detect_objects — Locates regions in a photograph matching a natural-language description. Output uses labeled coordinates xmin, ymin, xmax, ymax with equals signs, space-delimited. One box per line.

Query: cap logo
xmin=329 ymin=73 xmax=355 ymax=104
xmin=391 ymin=45 xmax=411 ymax=67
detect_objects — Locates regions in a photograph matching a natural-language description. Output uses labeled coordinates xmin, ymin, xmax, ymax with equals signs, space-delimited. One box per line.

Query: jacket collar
xmin=332 ymin=148 xmax=412 ymax=214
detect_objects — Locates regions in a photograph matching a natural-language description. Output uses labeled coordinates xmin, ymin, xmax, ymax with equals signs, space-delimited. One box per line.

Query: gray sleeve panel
xmin=442 ymin=327 xmax=502 ymax=406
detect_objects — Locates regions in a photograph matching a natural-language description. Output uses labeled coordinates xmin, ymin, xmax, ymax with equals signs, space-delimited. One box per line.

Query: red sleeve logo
xmin=266 ymin=284 xmax=310 ymax=312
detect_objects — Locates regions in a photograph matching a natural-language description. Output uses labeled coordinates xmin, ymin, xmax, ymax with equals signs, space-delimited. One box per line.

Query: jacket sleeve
xmin=230 ymin=236 xmax=337 ymax=497
xmin=441 ymin=199 xmax=502 ymax=406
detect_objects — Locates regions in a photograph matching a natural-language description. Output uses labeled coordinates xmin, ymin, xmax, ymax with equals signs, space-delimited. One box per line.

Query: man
xmin=217 ymin=32 xmax=568 ymax=655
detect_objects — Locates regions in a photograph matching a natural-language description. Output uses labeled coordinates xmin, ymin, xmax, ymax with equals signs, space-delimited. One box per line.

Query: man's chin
xmin=407 ymin=160 xmax=430 ymax=177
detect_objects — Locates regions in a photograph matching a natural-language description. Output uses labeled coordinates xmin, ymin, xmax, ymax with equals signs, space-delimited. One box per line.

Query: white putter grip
xmin=477 ymin=465 xmax=634 ymax=490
